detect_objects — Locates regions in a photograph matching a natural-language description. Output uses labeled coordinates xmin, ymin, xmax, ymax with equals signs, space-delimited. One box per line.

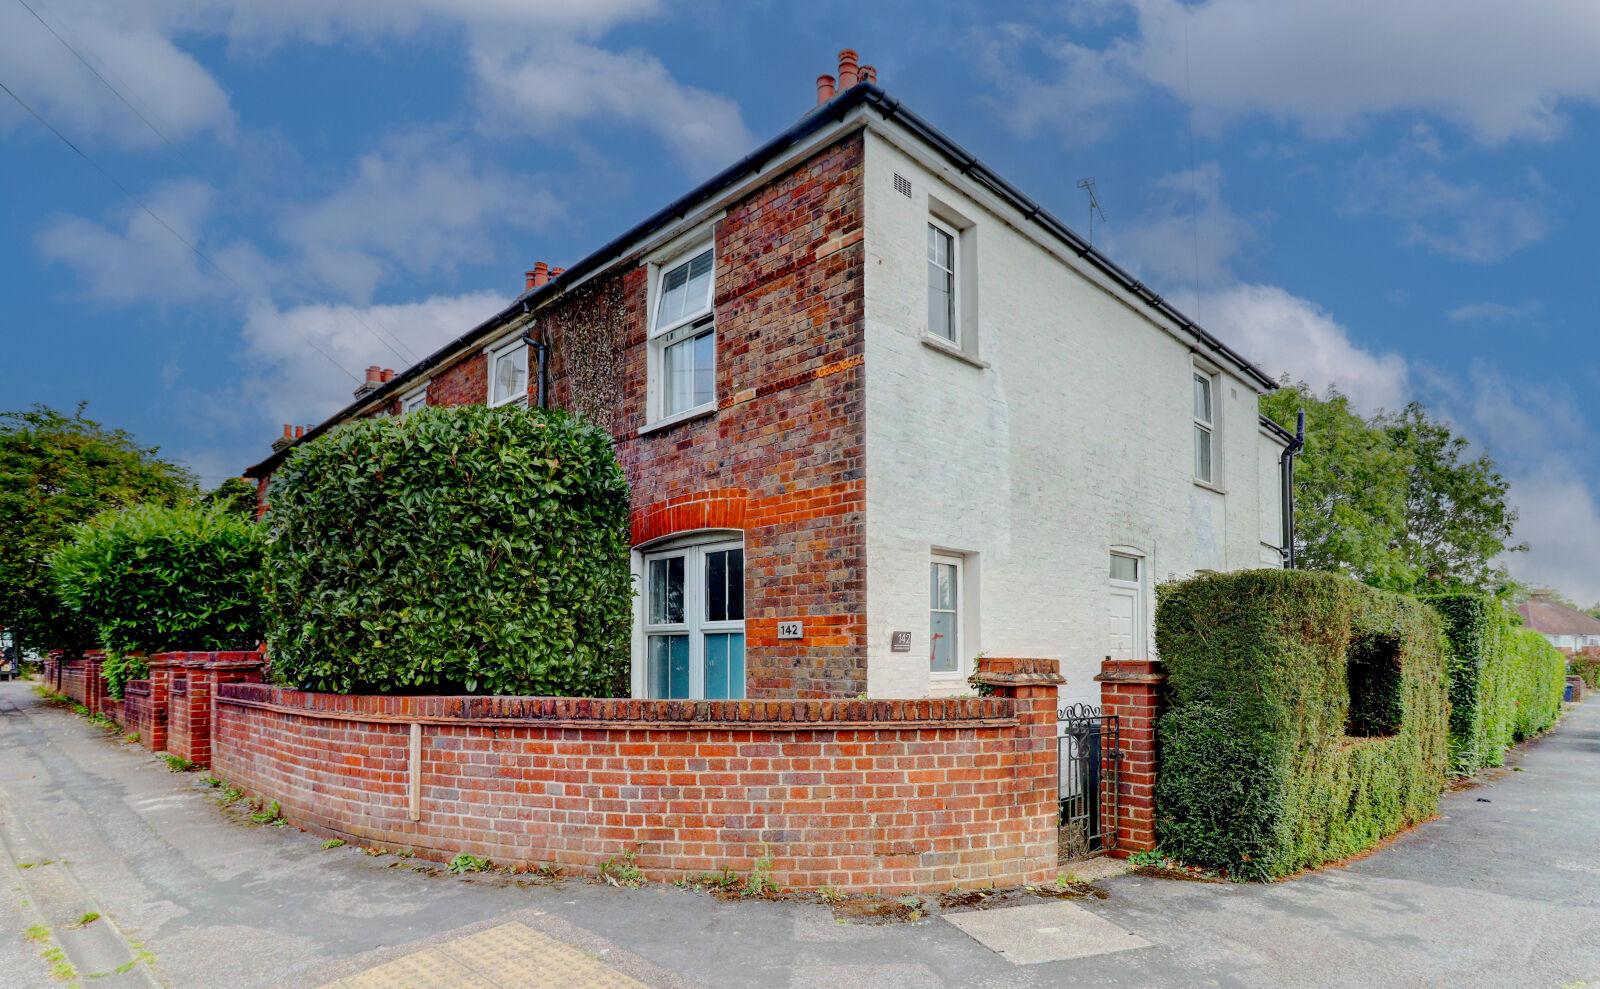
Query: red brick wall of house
xmin=253 ymin=133 xmax=868 ymax=698
xmin=211 ymin=661 xmax=1060 ymax=894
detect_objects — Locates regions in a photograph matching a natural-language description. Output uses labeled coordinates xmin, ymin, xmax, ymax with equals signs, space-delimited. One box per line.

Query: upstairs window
xmin=927 ymin=220 xmax=958 ymax=344
xmin=641 ymin=535 xmax=745 ymax=699
xmin=488 ymin=339 xmax=528 ymax=407
xmin=1193 ymin=370 xmax=1215 ymax=484
xmin=651 ymin=246 xmax=716 ymax=420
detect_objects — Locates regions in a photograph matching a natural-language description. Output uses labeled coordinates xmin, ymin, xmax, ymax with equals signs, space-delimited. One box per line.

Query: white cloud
xmin=1118 ymin=0 xmax=1600 ymax=145
xmin=1501 ymin=472 xmax=1600 ymax=606
xmin=1202 ymin=283 xmax=1411 ymax=413
xmin=0 ymin=1 xmax=234 ymax=147
xmin=1104 ymin=162 xmax=1260 ymax=289
xmin=279 ymin=132 xmax=562 ymax=301
xmin=238 ymin=292 xmax=507 ymax=429
xmin=470 ymin=40 xmax=752 ymax=175
xmin=975 ymin=24 xmax=1135 ymax=143
xmin=1447 ymin=300 xmax=1542 ymax=324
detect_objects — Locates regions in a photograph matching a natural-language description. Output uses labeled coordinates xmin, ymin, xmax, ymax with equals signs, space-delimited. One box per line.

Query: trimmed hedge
xmin=263 ymin=404 xmax=632 ymax=696
xmin=1570 ymin=654 xmax=1600 ymax=691
xmin=50 ymin=503 xmax=266 ymax=697
xmin=1154 ymin=570 xmax=1449 ymax=880
xmin=1428 ymin=594 xmax=1565 ymax=773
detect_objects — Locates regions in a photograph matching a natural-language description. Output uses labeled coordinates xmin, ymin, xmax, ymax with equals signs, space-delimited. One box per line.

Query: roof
xmin=1516 ymin=597 xmax=1600 ymax=636
xmin=247 ymin=81 xmax=1279 ymax=479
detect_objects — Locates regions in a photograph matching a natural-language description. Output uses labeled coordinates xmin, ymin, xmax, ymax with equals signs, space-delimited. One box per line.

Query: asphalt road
xmin=1 ymin=676 xmax=1598 ymax=988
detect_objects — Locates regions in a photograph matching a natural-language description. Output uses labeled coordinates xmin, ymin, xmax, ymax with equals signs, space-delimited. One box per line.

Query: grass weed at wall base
xmin=1153 ymin=570 xmax=1449 ymax=880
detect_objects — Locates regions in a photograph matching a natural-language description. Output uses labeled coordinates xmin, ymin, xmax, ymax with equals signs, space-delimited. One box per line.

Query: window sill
xmin=921 ymin=335 xmax=989 ymax=369
xmin=1193 ymin=478 xmax=1227 ymax=496
xmin=640 ymin=403 xmax=717 ymax=436
xmin=488 ymin=395 xmax=530 ymax=410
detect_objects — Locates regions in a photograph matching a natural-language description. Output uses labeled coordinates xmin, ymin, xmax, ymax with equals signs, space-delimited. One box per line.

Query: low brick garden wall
xmin=211 ymin=659 xmax=1064 ymax=893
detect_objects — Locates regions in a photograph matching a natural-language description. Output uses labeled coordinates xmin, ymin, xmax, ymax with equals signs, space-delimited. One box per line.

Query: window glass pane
xmin=1195 ymin=425 xmax=1213 ymax=482
xmin=656 ymin=260 xmax=689 ymax=328
xmin=726 ymin=548 xmax=744 ymax=620
xmin=704 ymin=632 xmax=745 ymax=700
xmin=656 ymin=249 xmax=713 ymax=330
xmin=706 ymin=549 xmax=727 ymax=622
xmin=931 ymin=611 xmax=957 ymax=672
xmin=494 ymin=349 xmax=526 ymax=403
xmin=1110 ymin=554 xmax=1139 ymax=582
xmin=1193 ymin=373 xmax=1212 ymax=423
xmin=692 ymin=329 xmax=715 ymax=408
xmin=662 ymin=327 xmax=715 ymax=416
xmin=647 ymin=634 xmax=690 ymax=698
xmin=683 ymin=250 xmax=713 ymax=313
xmin=648 ymin=556 xmax=684 ymax=625
xmin=927 ymin=224 xmax=956 ymax=343
xmin=931 ymin=562 xmax=956 ymax=611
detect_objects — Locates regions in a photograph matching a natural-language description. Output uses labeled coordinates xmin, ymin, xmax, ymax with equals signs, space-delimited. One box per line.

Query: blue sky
xmin=3 ymin=0 xmax=1598 ymax=600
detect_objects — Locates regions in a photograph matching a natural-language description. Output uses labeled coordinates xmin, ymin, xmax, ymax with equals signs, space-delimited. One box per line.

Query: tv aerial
xmin=1076 ymin=177 xmax=1107 ymax=244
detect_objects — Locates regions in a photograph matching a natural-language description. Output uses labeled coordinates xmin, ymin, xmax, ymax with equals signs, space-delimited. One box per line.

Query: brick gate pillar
xmin=146 ymin=654 xmax=175 ymax=752
xmin=1095 ymin=657 xmax=1166 ymax=856
xmin=974 ymin=656 xmax=1066 ymax=882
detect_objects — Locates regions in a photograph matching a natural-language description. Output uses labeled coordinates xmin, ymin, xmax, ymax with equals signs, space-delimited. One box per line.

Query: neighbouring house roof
xmin=1516 ymin=597 xmax=1600 ymax=636
xmin=247 ymin=81 xmax=1280 ymax=479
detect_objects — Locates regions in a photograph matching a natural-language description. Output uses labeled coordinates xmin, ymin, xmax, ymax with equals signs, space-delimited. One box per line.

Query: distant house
xmin=1516 ymin=596 xmax=1600 ymax=655
xmin=246 ymin=51 xmax=1299 ymax=707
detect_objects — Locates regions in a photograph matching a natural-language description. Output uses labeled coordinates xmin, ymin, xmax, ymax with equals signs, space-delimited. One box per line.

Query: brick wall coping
xmin=972 ymin=656 xmax=1065 ymax=687
xmin=1094 ymin=658 xmax=1167 ymax=685
xmin=216 ymin=683 xmax=1017 ymax=731
xmin=149 ymin=651 xmax=265 ymax=672
xmin=124 ymin=680 xmax=151 ymax=698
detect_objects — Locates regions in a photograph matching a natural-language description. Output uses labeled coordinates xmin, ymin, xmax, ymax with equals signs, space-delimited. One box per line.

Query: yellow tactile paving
xmin=320 ymin=922 xmax=649 ymax=989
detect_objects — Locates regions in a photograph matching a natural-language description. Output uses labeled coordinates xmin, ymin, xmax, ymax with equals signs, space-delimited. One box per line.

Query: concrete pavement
xmin=3 ymin=677 xmax=1599 ymax=987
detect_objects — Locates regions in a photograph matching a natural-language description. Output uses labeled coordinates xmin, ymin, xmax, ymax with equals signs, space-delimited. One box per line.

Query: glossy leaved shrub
xmin=262 ymin=404 xmax=631 ymax=696
xmin=50 ymin=503 xmax=265 ymax=697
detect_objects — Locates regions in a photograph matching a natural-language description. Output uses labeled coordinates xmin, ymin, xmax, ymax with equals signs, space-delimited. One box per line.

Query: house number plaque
xmin=891 ymin=631 xmax=912 ymax=652
xmin=777 ymin=621 xmax=804 ymax=640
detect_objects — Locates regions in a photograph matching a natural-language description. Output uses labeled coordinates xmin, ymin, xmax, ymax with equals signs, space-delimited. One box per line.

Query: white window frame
xmin=634 ymin=532 xmax=745 ymax=699
xmin=1193 ymin=366 xmax=1218 ymax=486
xmin=1109 ymin=548 xmax=1148 ymax=663
xmin=647 ymin=239 xmax=717 ymax=427
xmin=485 ymin=337 xmax=530 ymax=408
xmin=927 ymin=218 xmax=960 ymax=346
xmin=929 ymin=553 xmax=966 ymax=683
xmin=399 ymin=385 xmax=428 ymax=415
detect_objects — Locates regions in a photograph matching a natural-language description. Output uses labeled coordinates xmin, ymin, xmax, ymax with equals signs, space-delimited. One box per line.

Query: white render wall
xmin=860 ymin=126 xmax=1286 ymax=705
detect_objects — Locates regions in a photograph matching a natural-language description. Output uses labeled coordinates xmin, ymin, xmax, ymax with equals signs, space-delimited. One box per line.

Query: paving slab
xmin=943 ymin=900 xmax=1151 ymax=965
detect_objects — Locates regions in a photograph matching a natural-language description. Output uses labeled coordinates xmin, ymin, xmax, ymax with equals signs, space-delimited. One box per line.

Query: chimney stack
xmin=837 ymin=49 xmax=859 ymax=89
xmin=816 ymin=74 xmax=836 ymax=105
xmin=354 ymin=364 xmax=383 ymax=398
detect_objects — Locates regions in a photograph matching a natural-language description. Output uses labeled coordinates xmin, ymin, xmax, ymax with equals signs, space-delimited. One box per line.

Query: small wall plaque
xmin=777 ymin=620 xmax=804 ymax=640
xmin=891 ymin=631 xmax=912 ymax=652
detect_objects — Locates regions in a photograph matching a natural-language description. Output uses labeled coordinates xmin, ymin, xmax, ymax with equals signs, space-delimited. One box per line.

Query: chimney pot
xmin=550 ymin=266 xmax=565 ymax=278
xmin=816 ymin=74 xmax=836 ymax=105
xmin=294 ymin=426 xmax=305 ymax=439
xmin=282 ymin=424 xmax=293 ymax=439
xmin=380 ymin=369 xmax=394 ymax=382
xmin=838 ymin=49 xmax=859 ymax=89
xmin=365 ymin=365 xmax=381 ymax=382
xmin=531 ymin=261 xmax=549 ymax=289
xmin=860 ymin=65 xmax=876 ymax=84
xmin=525 ymin=269 xmax=538 ymax=291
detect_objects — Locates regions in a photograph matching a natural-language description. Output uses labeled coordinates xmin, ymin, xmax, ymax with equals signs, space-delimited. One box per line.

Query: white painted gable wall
xmin=860 ymin=126 xmax=1287 ymax=705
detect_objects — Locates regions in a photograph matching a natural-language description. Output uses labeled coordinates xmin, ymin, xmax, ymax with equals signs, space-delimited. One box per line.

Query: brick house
xmin=246 ymin=52 xmax=1297 ymax=708
xmin=1516 ymin=596 xmax=1600 ymax=656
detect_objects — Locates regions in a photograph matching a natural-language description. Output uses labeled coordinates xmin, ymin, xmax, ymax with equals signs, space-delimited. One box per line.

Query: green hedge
xmin=50 ymin=503 xmax=266 ymax=697
xmin=1154 ymin=570 xmax=1449 ymax=880
xmin=1570 ymin=655 xmax=1600 ymax=691
xmin=263 ymin=404 xmax=632 ymax=696
xmin=1427 ymin=594 xmax=1565 ymax=773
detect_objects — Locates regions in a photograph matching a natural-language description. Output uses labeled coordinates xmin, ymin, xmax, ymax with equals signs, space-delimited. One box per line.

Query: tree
xmin=1380 ymin=402 xmax=1523 ymax=595
xmin=201 ymin=477 xmax=259 ymax=518
xmin=0 ymin=404 xmax=193 ymax=653
xmin=1260 ymin=382 xmax=1414 ymax=585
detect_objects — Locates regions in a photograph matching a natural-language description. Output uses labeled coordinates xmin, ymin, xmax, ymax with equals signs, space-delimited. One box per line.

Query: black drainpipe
xmin=1280 ymin=409 xmax=1306 ymax=568
xmin=519 ymin=320 xmax=548 ymax=409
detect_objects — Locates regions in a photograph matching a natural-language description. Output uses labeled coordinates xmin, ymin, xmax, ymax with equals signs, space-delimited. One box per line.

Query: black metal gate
xmin=1058 ymin=702 xmax=1118 ymax=859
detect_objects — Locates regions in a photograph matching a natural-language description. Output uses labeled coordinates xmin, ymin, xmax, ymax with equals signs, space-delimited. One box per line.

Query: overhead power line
xmin=0 ymin=75 xmax=362 ymax=383
xmin=9 ymin=0 xmax=422 ymax=368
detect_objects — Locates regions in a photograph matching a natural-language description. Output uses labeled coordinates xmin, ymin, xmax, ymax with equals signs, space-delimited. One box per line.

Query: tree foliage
xmin=1262 ymin=383 xmax=1523 ymax=595
xmin=201 ymin=477 xmax=259 ymax=518
xmin=51 ymin=503 xmax=266 ymax=697
xmin=262 ymin=404 xmax=632 ymax=696
xmin=0 ymin=404 xmax=193 ymax=653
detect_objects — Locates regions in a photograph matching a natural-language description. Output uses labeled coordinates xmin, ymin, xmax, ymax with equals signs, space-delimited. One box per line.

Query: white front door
xmin=1108 ymin=551 xmax=1144 ymax=662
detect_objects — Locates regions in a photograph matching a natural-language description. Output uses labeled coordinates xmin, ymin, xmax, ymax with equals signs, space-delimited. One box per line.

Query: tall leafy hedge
xmin=1427 ymin=593 xmax=1565 ymax=773
xmin=262 ymin=404 xmax=631 ymax=696
xmin=51 ymin=503 xmax=266 ymax=697
xmin=1154 ymin=570 xmax=1449 ymax=880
